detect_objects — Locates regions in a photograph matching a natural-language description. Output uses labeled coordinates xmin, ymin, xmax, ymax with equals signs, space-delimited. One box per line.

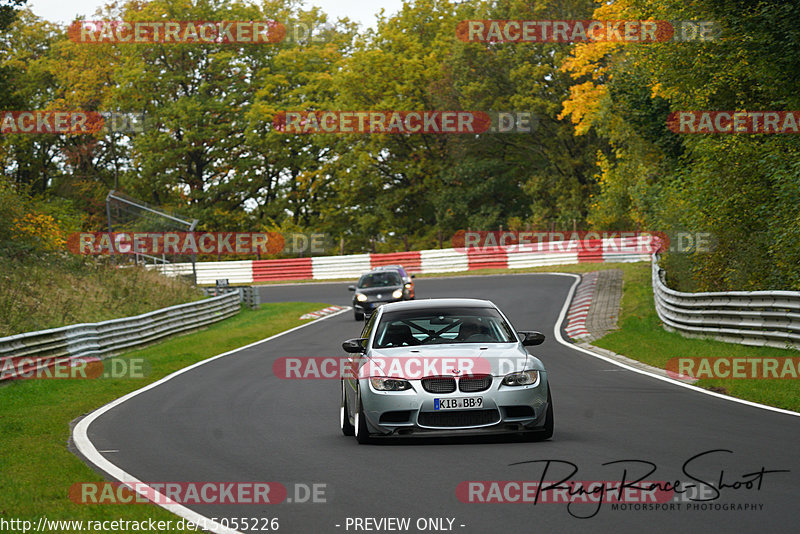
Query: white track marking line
xmin=550 ymin=273 xmax=800 ymax=418
xmin=72 ymin=306 xmax=352 ymax=534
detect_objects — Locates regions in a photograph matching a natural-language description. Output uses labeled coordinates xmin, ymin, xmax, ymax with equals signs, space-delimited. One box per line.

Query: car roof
xmin=373 ymin=264 xmax=404 ymax=271
xmin=378 ymin=298 xmax=496 ymax=313
xmin=361 ymin=269 xmax=402 ymax=276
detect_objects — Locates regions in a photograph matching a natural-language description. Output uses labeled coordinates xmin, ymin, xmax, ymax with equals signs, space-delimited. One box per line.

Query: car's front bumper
xmin=358 ymin=373 xmax=549 ymax=436
xmin=353 ymin=298 xmax=403 ymax=315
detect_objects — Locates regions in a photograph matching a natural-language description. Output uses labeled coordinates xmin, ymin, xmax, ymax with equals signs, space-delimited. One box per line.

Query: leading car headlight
xmin=502 ymin=370 xmax=539 ymax=386
xmin=370 ymin=377 xmax=412 ymax=391
xmin=392 ymin=288 xmax=403 ymax=298
xmin=356 ymin=293 xmax=368 ymax=302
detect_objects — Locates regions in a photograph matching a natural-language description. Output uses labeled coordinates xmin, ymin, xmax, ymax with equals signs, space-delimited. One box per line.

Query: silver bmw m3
xmin=340 ymin=298 xmax=553 ymax=443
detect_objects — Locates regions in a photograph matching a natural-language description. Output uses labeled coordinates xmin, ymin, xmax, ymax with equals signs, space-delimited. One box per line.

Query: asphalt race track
xmin=74 ymin=274 xmax=800 ymax=533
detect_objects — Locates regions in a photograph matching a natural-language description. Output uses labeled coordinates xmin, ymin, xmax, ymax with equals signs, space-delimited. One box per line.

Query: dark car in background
xmin=373 ymin=264 xmax=416 ymax=299
xmin=349 ymin=269 xmax=410 ymax=320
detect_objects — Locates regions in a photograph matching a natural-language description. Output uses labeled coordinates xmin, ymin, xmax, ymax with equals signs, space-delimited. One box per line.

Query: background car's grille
xmin=418 ymin=409 xmax=500 ymax=427
xmin=458 ymin=375 xmax=493 ymax=392
xmin=422 ymin=377 xmax=456 ymax=393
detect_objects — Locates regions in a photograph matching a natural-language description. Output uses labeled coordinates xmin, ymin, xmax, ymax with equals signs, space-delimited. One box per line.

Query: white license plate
xmin=434 ymin=397 xmax=483 ymax=410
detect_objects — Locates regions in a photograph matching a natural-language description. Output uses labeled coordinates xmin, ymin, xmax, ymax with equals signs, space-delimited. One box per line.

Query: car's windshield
xmin=373 ymin=307 xmax=516 ymax=347
xmin=358 ymin=272 xmax=402 ymax=288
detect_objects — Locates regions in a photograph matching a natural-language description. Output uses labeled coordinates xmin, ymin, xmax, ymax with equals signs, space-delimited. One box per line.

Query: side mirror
xmin=519 ymin=331 xmax=545 ymax=346
xmin=347 ymin=285 xmax=356 ymax=291
xmin=342 ymin=338 xmax=367 ymax=353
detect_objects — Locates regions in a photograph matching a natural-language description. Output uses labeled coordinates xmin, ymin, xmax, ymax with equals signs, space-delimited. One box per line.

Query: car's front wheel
xmin=340 ymin=380 xmax=354 ymax=436
xmin=354 ymin=309 xmax=364 ymax=321
xmin=354 ymin=388 xmax=371 ymax=444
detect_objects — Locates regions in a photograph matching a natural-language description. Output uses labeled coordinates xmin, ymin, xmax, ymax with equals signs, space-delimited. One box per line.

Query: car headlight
xmin=392 ymin=289 xmax=403 ymax=298
xmin=370 ymin=377 xmax=412 ymax=391
xmin=356 ymin=293 xmax=368 ymax=302
xmin=502 ymin=370 xmax=539 ymax=386
xmin=404 ymin=283 xmax=412 ymax=288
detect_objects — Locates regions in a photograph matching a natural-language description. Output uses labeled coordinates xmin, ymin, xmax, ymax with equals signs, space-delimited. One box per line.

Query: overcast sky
xmin=25 ymin=0 xmax=404 ymax=28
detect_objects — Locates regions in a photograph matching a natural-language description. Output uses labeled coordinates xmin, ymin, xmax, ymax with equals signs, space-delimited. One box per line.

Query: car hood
xmin=368 ymin=343 xmax=544 ymax=377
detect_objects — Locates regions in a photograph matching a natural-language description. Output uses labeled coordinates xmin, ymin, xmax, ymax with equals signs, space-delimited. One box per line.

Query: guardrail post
xmin=239 ymin=287 xmax=260 ymax=310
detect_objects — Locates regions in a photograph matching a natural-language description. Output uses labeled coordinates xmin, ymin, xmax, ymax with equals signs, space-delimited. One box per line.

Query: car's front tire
xmin=340 ymin=380 xmax=354 ymax=436
xmin=354 ymin=309 xmax=364 ymax=321
xmin=354 ymin=389 xmax=372 ymax=444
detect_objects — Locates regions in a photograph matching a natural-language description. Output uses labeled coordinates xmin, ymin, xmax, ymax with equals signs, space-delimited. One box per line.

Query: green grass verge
xmin=591 ymin=263 xmax=800 ymax=412
xmin=0 ymin=302 xmax=330 ymax=528
xmin=0 ymin=256 xmax=203 ymax=337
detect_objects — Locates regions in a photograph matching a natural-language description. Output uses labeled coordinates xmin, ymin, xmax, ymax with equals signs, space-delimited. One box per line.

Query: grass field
xmin=0 ymin=302 xmax=329 ymax=528
xmin=0 ymin=256 xmax=202 ymax=337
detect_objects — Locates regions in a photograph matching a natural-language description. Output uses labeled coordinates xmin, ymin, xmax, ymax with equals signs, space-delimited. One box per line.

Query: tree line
xmin=1 ymin=0 xmax=798 ymax=290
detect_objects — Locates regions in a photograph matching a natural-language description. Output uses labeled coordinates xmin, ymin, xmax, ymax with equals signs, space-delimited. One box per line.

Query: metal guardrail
xmin=0 ymin=292 xmax=240 ymax=381
xmin=240 ymin=286 xmax=260 ymax=309
xmin=652 ymin=255 xmax=800 ymax=350
xmin=201 ymin=285 xmax=261 ymax=310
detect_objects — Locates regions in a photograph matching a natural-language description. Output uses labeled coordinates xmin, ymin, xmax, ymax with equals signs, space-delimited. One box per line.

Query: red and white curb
xmin=300 ymin=305 xmax=348 ymax=320
xmin=564 ymin=271 xmax=599 ymax=340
